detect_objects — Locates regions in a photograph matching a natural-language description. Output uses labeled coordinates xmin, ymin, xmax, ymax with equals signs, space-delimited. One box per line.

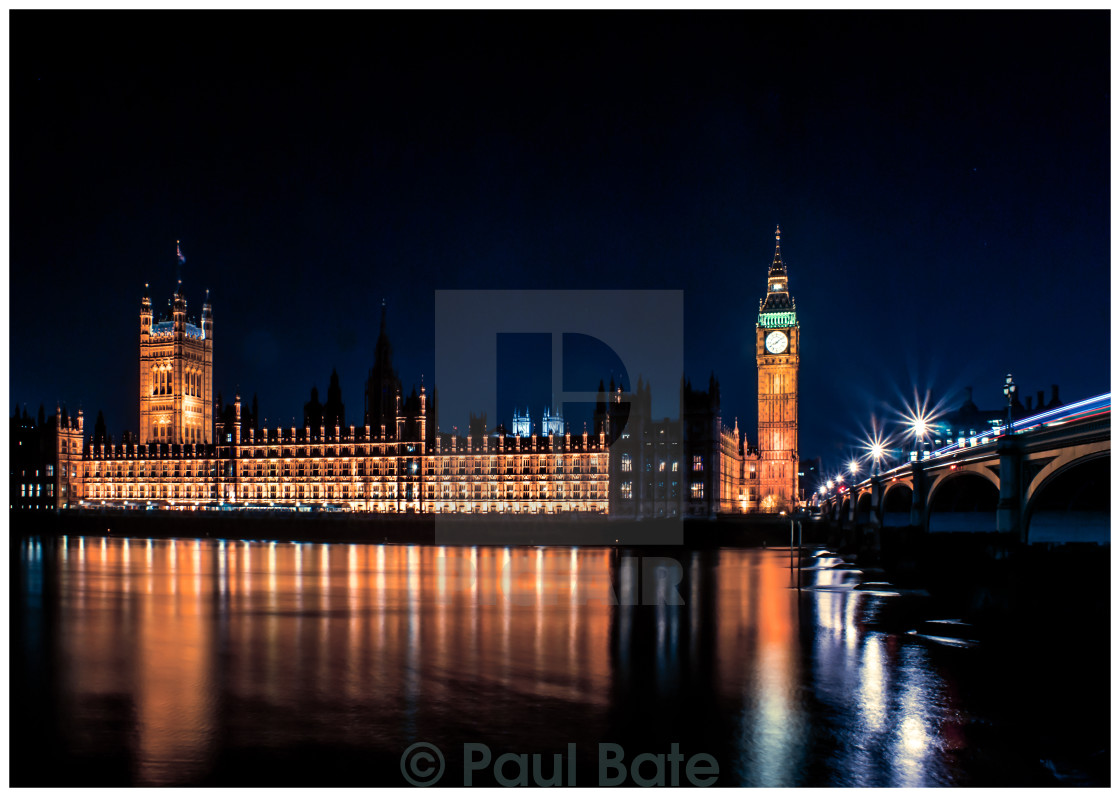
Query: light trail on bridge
xmin=815 ymin=392 xmax=1111 ymax=504
xmin=929 ymin=392 xmax=1111 ymax=459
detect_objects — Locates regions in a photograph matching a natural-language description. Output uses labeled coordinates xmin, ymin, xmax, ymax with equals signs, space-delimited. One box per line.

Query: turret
xmin=234 ymin=394 xmax=242 ymax=446
xmin=140 ymin=283 xmax=152 ymax=336
xmin=201 ymin=289 xmax=213 ymax=340
xmin=172 ymin=280 xmax=187 ymax=333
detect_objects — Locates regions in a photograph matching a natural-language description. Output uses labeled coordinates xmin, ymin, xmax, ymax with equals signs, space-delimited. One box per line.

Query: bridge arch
xmin=880 ymin=481 xmax=913 ymax=527
xmin=928 ymin=463 xmax=1000 ymax=500
xmin=1024 ymin=452 xmax=1109 ymax=544
xmin=1025 ymin=440 xmax=1111 ymax=504
xmin=855 ymin=491 xmax=872 ymax=523
xmin=927 ymin=470 xmax=1000 ymax=533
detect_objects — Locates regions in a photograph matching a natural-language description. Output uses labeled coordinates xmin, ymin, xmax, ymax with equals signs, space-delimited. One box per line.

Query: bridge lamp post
xmin=849 ymin=459 xmax=860 ymax=479
xmin=1003 ymin=373 xmax=1017 ymax=435
xmin=869 ymin=442 xmax=885 ymax=476
xmin=910 ymin=417 xmax=930 ymax=461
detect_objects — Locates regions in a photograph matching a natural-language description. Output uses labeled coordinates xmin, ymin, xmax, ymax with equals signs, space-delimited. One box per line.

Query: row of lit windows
xmin=87 ymin=462 xmax=219 ymax=479
xmin=152 ymin=367 xmax=205 ymax=398
xmin=15 ymin=466 xmax=53 ymax=477
xmin=433 ymin=483 xmax=605 ymax=499
xmin=620 ymin=454 xmax=692 ymax=474
xmin=19 ymin=483 xmax=53 ymax=497
xmin=90 ymin=484 xmax=219 ymax=499
xmin=84 ymin=454 xmax=604 ymax=478
xmin=618 ymin=480 xmax=694 ymax=500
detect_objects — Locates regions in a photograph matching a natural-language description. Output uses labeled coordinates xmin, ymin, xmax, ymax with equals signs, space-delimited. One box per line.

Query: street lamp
xmin=869 ymin=441 xmax=885 ymax=475
xmin=1003 ymin=373 xmax=1017 ymax=434
xmin=862 ymin=418 xmax=888 ymax=477
xmin=849 ymin=459 xmax=860 ymax=478
xmin=909 ymin=414 xmax=930 ymax=461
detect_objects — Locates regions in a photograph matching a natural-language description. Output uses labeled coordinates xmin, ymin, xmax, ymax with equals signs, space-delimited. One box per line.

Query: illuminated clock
xmin=765 ymin=330 xmax=789 ymax=354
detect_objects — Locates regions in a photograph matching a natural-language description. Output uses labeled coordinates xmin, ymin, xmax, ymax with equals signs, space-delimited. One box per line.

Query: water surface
xmin=11 ymin=536 xmax=1106 ymax=786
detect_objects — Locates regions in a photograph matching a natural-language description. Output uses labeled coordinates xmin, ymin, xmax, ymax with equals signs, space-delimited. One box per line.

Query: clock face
xmin=765 ymin=330 xmax=789 ymax=354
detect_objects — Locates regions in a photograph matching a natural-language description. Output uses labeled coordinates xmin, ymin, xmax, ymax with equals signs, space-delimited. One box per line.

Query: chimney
xmin=1050 ymin=384 xmax=1061 ymax=408
xmin=1025 ymin=396 xmax=1033 ymax=412
xmin=1037 ymin=390 xmax=1045 ymax=410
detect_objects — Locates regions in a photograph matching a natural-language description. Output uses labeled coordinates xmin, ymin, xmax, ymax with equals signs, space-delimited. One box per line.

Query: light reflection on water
xmin=19 ymin=536 xmax=977 ymax=786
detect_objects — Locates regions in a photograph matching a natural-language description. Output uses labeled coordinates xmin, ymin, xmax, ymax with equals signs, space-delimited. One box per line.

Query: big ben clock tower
xmin=756 ymin=226 xmax=799 ymax=510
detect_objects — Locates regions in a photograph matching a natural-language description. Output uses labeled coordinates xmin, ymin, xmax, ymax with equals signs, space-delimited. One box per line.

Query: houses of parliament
xmin=43 ymin=231 xmax=802 ymax=516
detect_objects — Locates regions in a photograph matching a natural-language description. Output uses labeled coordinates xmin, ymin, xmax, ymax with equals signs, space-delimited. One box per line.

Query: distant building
xmin=908 ymin=384 xmax=1064 ymax=460
xmin=510 ymin=404 xmax=565 ymax=438
xmin=139 ymin=280 xmax=213 ymax=445
xmin=798 ymin=457 xmax=822 ymax=505
xmin=756 ymin=226 xmax=800 ymax=511
xmin=601 ymin=375 xmax=757 ymax=518
xmin=56 ymin=230 xmax=799 ymax=515
xmin=10 ymin=405 xmax=59 ymax=510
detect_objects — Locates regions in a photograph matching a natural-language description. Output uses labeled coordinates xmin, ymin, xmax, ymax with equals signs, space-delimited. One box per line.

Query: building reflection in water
xmin=26 ymin=537 xmax=966 ymax=786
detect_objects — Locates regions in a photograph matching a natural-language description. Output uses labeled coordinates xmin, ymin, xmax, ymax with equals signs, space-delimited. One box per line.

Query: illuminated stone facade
xmin=55 ymin=239 xmax=801 ymax=515
xmin=139 ymin=282 xmax=213 ymax=445
xmin=64 ymin=293 xmax=610 ymax=513
xmin=756 ymin=227 xmax=800 ymax=510
xmin=69 ymin=390 xmax=609 ymax=513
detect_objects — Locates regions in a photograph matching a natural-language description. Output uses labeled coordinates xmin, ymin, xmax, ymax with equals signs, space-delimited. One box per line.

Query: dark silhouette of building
xmin=915 ymin=384 xmax=1067 ymax=458
xmin=303 ymin=386 xmax=324 ymax=430
xmin=11 ymin=404 xmax=61 ymax=510
xmin=324 ymin=369 xmax=345 ymax=430
xmin=364 ymin=301 xmax=402 ymax=438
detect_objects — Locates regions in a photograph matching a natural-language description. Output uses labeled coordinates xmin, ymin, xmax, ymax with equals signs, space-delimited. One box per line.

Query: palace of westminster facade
xmin=48 ymin=231 xmax=801 ymax=516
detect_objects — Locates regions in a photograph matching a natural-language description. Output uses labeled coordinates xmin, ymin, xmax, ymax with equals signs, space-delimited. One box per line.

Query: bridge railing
xmin=839 ymin=392 xmax=1112 ymax=493
xmin=927 ymin=392 xmax=1110 ymax=461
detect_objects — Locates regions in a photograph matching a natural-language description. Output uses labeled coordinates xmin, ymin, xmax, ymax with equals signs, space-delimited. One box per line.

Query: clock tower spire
xmin=755 ymin=225 xmax=800 ymax=511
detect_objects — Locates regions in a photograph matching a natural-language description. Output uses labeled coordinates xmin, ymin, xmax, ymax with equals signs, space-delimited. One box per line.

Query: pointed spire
xmin=769 ymin=225 xmax=786 ymax=274
xmin=761 ymin=225 xmax=794 ymax=312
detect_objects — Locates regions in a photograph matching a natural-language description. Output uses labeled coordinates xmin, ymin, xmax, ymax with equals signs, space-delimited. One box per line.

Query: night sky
xmin=11 ymin=11 xmax=1110 ymax=470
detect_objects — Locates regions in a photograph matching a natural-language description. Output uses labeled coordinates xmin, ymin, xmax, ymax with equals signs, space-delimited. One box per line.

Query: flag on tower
xmin=177 ymin=241 xmax=186 ymax=265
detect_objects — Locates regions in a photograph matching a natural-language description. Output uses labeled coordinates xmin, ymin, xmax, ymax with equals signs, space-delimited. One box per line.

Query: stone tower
xmin=139 ymin=245 xmax=213 ymax=445
xmin=755 ymin=226 xmax=799 ymax=510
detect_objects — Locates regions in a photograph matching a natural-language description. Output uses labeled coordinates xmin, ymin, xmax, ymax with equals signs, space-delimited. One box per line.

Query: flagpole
xmin=176 ymin=240 xmax=186 ymax=291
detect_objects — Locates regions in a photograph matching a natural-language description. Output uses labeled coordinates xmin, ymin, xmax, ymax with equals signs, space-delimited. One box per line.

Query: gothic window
xmin=693 ymin=455 xmax=703 ymax=472
xmin=621 ymin=454 xmax=632 ymax=473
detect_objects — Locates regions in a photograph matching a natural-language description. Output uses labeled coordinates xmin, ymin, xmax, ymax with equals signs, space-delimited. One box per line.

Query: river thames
xmin=11 ymin=535 xmax=1107 ymax=786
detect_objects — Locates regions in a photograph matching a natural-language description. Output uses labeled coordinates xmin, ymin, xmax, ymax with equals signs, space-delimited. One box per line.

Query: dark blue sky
xmin=11 ymin=11 xmax=1110 ymax=470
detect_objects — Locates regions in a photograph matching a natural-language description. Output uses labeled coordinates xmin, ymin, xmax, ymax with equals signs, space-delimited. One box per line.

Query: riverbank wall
xmin=10 ymin=509 xmax=828 ymax=549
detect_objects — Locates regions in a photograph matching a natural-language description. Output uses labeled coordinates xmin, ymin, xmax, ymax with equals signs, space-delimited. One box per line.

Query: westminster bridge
xmin=819 ymin=393 xmax=1110 ymax=543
